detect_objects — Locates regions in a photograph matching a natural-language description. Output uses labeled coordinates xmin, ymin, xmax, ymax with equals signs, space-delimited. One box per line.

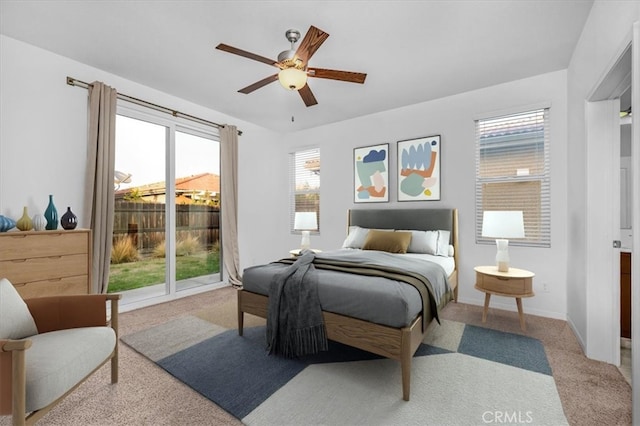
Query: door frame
xmin=585 ymin=22 xmax=639 ymax=423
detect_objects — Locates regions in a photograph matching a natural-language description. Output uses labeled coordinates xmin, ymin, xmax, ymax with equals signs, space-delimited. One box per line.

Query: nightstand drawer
xmin=476 ymin=272 xmax=531 ymax=295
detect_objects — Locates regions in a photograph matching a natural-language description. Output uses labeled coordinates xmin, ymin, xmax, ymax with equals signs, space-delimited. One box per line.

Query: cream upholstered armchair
xmin=0 ymin=278 xmax=121 ymax=426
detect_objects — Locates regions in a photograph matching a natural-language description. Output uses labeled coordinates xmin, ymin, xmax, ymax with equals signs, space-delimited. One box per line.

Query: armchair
xmin=0 ymin=278 xmax=121 ymax=426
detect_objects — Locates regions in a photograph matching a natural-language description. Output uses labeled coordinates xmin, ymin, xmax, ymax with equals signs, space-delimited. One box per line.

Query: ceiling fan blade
xmin=299 ymin=84 xmax=318 ymax=107
xmin=216 ymin=43 xmax=279 ymax=67
xmin=308 ymin=68 xmax=367 ymax=84
xmin=238 ymin=74 xmax=279 ymax=94
xmin=294 ymin=26 xmax=329 ymax=65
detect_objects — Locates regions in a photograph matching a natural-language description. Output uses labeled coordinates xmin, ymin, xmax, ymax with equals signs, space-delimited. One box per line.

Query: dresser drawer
xmin=0 ymin=254 xmax=88 ymax=284
xmin=12 ymin=276 xmax=88 ymax=299
xmin=476 ymin=272 xmax=532 ymax=295
xmin=0 ymin=231 xmax=89 ymax=261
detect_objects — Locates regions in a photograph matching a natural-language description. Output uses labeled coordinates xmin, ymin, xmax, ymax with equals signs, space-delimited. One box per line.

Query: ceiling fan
xmin=215 ymin=26 xmax=367 ymax=107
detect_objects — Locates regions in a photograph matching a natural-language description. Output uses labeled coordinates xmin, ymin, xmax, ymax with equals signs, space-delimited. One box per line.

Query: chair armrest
xmin=0 ymin=339 xmax=32 ymax=352
xmin=25 ymin=294 xmax=121 ymax=334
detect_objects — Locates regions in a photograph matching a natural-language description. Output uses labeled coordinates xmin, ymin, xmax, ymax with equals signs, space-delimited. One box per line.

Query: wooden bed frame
xmin=237 ymin=208 xmax=458 ymax=401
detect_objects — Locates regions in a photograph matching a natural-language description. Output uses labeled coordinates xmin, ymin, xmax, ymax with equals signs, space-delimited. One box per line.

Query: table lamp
xmin=294 ymin=212 xmax=318 ymax=250
xmin=481 ymin=210 xmax=525 ymax=272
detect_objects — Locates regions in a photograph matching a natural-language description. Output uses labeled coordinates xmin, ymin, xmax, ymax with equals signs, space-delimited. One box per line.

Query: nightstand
xmin=474 ymin=266 xmax=535 ymax=331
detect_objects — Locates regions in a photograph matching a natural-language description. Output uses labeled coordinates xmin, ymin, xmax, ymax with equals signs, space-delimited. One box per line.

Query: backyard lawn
xmin=108 ymin=250 xmax=220 ymax=293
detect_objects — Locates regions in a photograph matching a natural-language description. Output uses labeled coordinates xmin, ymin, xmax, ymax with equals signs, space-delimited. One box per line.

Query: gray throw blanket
xmin=266 ymin=250 xmax=328 ymax=358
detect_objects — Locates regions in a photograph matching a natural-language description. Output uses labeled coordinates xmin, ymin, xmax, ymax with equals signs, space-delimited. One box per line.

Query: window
xmin=110 ymin=107 xmax=221 ymax=304
xmin=475 ymin=108 xmax=550 ymax=247
xmin=290 ymin=148 xmax=320 ymax=232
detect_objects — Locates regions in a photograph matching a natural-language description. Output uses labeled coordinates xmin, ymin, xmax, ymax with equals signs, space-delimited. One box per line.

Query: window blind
xmin=289 ymin=148 xmax=320 ymax=233
xmin=475 ymin=108 xmax=550 ymax=247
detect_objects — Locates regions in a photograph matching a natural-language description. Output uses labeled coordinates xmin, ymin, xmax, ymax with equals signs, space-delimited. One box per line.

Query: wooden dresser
xmin=0 ymin=229 xmax=91 ymax=298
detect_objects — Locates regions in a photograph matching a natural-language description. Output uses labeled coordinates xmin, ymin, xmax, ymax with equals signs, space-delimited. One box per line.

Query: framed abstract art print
xmin=353 ymin=143 xmax=389 ymax=203
xmin=397 ymin=135 xmax=441 ymax=201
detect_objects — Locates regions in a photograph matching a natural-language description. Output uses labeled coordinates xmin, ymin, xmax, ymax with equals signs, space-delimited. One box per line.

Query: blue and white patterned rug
xmin=122 ymin=316 xmax=567 ymax=425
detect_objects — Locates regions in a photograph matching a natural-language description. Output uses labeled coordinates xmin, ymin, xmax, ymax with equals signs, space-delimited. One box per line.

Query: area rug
xmin=121 ymin=315 xmax=568 ymax=425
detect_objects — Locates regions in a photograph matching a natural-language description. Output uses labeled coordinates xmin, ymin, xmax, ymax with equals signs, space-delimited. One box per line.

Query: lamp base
xmin=300 ymin=230 xmax=310 ymax=250
xmin=495 ymin=239 xmax=510 ymax=272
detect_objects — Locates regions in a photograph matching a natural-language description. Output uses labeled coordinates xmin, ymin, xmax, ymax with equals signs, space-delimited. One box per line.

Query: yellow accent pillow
xmin=362 ymin=230 xmax=412 ymax=254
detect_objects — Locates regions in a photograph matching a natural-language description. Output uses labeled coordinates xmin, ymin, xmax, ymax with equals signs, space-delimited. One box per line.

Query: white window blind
xmin=290 ymin=148 xmax=320 ymax=233
xmin=475 ymin=108 xmax=550 ymax=247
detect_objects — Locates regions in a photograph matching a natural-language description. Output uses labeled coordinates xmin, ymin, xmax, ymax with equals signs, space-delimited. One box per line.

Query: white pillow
xmin=436 ymin=230 xmax=451 ymax=257
xmin=399 ymin=230 xmax=438 ymax=255
xmin=0 ymin=278 xmax=38 ymax=339
xmin=342 ymin=226 xmax=393 ymax=249
xmin=342 ymin=226 xmax=371 ymax=249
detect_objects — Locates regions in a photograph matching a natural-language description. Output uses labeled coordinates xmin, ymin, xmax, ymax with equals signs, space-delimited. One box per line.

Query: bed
xmin=238 ymin=208 xmax=459 ymax=401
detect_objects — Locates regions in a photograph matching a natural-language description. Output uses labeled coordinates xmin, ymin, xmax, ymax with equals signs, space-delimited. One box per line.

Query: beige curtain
xmin=220 ymin=125 xmax=242 ymax=287
xmin=83 ymin=81 xmax=117 ymax=294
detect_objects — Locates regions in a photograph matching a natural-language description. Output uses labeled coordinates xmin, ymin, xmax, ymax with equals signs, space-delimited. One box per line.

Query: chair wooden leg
xmin=12 ymin=349 xmax=27 ymax=426
xmin=109 ymin=295 xmax=120 ymax=384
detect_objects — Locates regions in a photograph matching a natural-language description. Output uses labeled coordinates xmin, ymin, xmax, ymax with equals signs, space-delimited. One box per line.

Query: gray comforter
xmin=243 ymin=249 xmax=452 ymax=330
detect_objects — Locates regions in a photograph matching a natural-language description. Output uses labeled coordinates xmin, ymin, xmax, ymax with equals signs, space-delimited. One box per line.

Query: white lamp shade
xmin=481 ymin=211 xmax=525 ymax=239
xmin=294 ymin=212 xmax=317 ymax=231
xmin=278 ymin=68 xmax=308 ymax=91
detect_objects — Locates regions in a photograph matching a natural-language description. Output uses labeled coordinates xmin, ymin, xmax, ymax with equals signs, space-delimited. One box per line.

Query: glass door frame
xmin=115 ymin=102 xmax=223 ymax=310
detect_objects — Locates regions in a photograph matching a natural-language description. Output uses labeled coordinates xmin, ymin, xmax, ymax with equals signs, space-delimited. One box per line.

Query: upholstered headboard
xmin=347 ymin=208 xmax=459 ymax=270
xmin=348 ymin=208 xmax=454 ymax=233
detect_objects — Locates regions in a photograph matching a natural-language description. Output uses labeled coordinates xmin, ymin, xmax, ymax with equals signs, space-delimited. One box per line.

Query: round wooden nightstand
xmin=474 ymin=266 xmax=535 ymax=331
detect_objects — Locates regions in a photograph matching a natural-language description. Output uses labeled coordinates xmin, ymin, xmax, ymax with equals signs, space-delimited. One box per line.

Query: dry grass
xmin=111 ymin=237 xmax=139 ymax=264
xmin=152 ymin=235 xmax=203 ymax=258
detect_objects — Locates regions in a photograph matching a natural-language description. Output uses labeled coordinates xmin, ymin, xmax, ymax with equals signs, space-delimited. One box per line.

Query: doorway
xmin=585 ymin=23 xmax=639 ymax=421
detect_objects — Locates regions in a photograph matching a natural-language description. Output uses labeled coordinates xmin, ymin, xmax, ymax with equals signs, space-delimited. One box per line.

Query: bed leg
xmin=237 ymin=291 xmax=244 ymax=336
xmin=401 ymin=358 xmax=411 ymax=401
xmin=401 ymin=331 xmax=411 ymax=401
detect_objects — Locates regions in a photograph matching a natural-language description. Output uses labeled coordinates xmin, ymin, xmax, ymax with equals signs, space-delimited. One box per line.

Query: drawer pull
xmin=48 ymin=256 xmax=63 ymax=260
xmin=497 ymin=277 xmax=509 ymax=281
xmin=48 ymin=278 xmax=63 ymax=282
xmin=11 ymin=259 xmax=27 ymax=263
xmin=9 ymin=234 xmax=27 ymax=239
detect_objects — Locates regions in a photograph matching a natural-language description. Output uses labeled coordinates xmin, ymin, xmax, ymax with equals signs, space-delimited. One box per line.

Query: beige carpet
xmin=1 ymin=286 xmax=631 ymax=425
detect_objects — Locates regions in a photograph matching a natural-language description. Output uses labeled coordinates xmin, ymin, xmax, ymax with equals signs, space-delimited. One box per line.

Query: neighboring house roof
xmin=115 ymin=173 xmax=220 ymax=201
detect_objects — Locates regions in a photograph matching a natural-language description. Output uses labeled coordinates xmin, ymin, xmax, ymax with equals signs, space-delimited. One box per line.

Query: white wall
xmin=0 ymin=35 xmax=283 ymax=274
xmin=278 ymin=70 xmax=569 ymax=319
xmin=566 ymin=1 xmax=640 ymax=349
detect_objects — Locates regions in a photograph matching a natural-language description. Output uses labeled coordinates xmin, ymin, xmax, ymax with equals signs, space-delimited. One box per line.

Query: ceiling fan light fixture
xmin=278 ymin=67 xmax=307 ymax=91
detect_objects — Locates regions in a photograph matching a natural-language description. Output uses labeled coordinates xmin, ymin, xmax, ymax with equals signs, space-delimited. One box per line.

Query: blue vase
xmin=0 ymin=215 xmax=16 ymax=232
xmin=44 ymin=195 xmax=58 ymax=230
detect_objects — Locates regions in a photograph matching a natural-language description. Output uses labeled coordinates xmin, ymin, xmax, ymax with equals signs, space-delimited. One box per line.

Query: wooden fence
xmin=113 ymin=201 xmax=220 ymax=253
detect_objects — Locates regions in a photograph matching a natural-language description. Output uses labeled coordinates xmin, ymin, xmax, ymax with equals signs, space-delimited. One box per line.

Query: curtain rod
xmin=66 ymin=76 xmax=242 ymax=136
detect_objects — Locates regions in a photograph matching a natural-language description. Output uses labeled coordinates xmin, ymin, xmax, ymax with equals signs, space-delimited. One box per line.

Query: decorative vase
xmin=44 ymin=194 xmax=58 ymax=230
xmin=32 ymin=213 xmax=47 ymax=231
xmin=60 ymin=207 xmax=78 ymax=230
xmin=0 ymin=215 xmax=16 ymax=232
xmin=16 ymin=206 xmax=33 ymax=231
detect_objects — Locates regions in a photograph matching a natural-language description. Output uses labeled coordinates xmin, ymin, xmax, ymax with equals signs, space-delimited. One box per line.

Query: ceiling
xmin=0 ymin=1 xmax=594 ymax=133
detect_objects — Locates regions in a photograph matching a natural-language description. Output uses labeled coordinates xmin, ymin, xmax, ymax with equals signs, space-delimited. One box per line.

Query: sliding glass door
xmin=109 ymin=106 xmax=221 ymax=304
